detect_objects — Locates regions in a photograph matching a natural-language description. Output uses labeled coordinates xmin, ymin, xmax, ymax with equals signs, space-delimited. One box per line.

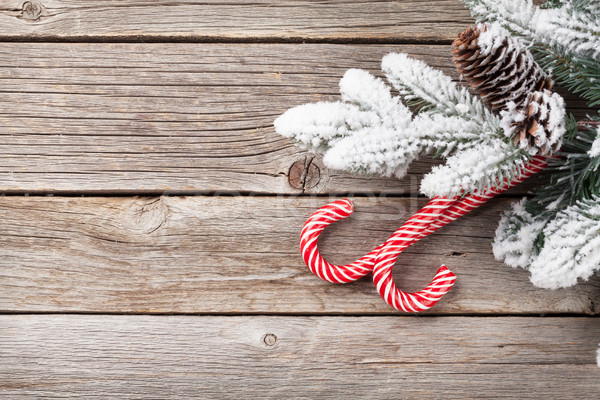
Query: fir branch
xmin=420 ymin=138 xmax=531 ymax=198
xmin=274 ymin=70 xmax=412 ymax=151
xmin=275 ymin=67 xmax=489 ymax=180
xmin=542 ymin=0 xmax=600 ymax=13
xmin=465 ymin=0 xmax=600 ymax=61
xmin=464 ymin=0 xmax=600 ymax=107
xmin=528 ymin=195 xmax=600 ymax=289
xmin=494 ymin=115 xmax=600 ymax=287
xmin=322 ymin=125 xmax=419 ymax=178
xmin=494 ymin=195 xmax=600 ymax=289
xmin=321 ymin=114 xmax=486 ymax=179
xmin=381 ymin=53 xmax=499 ymax=129
xmin=522 ymin=115 xmax=600 ymax=214
xmin=533 ymin=46 xmax=600 ymax=107
xmin=493 ymin=198 xmax=550 ymax=269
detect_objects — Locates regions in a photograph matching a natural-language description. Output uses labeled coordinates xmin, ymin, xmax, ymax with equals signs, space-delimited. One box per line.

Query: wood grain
xmin=0 ymin=0 xmax=472 ymax=42
xmin=0 ymin=42 xmax=587 ymax=194
xmin=1 ymin=196 xmax=598 ymax=314
xmin=1 ymin=315 xmax=599 ymax=398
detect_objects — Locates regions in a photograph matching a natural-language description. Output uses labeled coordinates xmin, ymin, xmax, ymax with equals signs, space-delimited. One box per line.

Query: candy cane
xmin=371 ymin=197 xmax=458 ymax=312
xmin=299 ymin=156 xmax=549 ymax=311
xmin=372 ymin=155 xmax=548 ymax=311
xmin=300 ymin=199 xmax=384 ymax=283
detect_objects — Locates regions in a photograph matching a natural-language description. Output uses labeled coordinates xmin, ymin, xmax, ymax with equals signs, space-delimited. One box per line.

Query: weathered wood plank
xmin=1 ymin=315 xmax=599 ymax=398
xmin=1 ymin=196 xmax=598 ymax=314
xmin=0 ymin=43 xmax=587 ymax=194
xmin=0 ymin=0 xmax=472 ymax=42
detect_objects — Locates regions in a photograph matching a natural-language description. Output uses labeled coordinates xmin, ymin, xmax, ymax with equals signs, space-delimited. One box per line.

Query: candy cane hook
xmin=371 ymin=197 xmax=459 ymax=312
xmin=300 ymin=199 xmax=385 ymax=283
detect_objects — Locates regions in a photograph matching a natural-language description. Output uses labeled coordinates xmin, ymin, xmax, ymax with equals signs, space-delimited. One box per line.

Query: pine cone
xmin=500 ymin=89 xmax=566 ymax=156
xmin=452 ymin=24 xmax=553 ymax=113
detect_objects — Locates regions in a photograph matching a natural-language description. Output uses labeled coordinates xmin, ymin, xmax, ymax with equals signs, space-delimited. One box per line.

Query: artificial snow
xmin=455 ymin=103 xmax=470 ymax=114
xmin=588 ymin=127 xmax=600 ymax=158
xmin=420 ymin=139 xmax=527 ymax=198
xmin=466 ymin=0 xmax=600 ymax=61
xmin=275 ymin=53 xmax=507 ymax=184
xmin=528 ymin=197 xmax=600 ymax=289
xmin=493 ymin=198 xmax=548 ymax=268
xmin=477 ymin=22 xmax=511 ymax=56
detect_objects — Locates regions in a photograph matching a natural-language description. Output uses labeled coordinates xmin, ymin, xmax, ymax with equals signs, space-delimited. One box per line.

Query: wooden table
xmin=1 ymin=1 xmax=598 ymax=398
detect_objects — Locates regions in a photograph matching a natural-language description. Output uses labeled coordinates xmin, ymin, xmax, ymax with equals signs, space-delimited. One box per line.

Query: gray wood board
xmin=1 ymin=196 xmax=598 ymax=314
xmin=0 ymin=43 xmax=586 ymax=194
xmin=0 ymin=0 xmax=472 ymax=42
xmin=1 ymin=315 xmax=599 ymax=398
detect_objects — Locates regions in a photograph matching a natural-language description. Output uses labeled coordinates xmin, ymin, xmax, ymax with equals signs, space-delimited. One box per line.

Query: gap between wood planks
xmin=0 ymin=310 xmax=597 ymax=317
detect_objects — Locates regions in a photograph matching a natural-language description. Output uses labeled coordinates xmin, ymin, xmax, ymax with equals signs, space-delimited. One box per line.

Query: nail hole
xmin=263 ymin=333 xmax=277 ymax=346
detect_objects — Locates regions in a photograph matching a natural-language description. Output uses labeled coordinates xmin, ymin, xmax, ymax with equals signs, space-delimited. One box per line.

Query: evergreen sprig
xmin=465 ymin=0 xmax=600 ymax=107
xmin=275 ymin=54 xmax=525 ymax=197
xmin=523 ymin=115 xmax=600 ymax=214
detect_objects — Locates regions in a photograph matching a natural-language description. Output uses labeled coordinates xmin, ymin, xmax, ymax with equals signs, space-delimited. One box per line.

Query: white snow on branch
xmin=588 ymin=127 xmax=600 ymax=158
xmin=493 ymin=198 xmax=548 ymax=268
xmin=323 ymin=112 xmax=485 ymax=178
xmin=381 ymin=53 xmax=499 ymax=128
xmin=339 ymin=69 xmax=409 ymax=122
xmin=322 ymin=125 xmax=419 ymax=178
xmin=274 ymin=70 xmax=412 ymax=151
xmin=528 ymin=196 xmax=600 ymax=289
xmin=274 ymin=101 xmax=373 ymax=149
xmin=420 ymin=139 xmax=529 ymax=198
xmin=465 ymin=0 xmax=600 ymax=61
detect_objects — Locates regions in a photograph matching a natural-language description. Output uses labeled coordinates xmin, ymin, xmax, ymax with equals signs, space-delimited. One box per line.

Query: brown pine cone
xmin=452 ymin=24 xmax=553 ymax=113
xmin=500 ymin=89 xmax=566 ymax=155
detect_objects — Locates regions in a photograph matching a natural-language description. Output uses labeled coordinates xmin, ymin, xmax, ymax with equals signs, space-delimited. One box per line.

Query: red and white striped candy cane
xmin=300 ymin=199 xmax=385 ymax=283
xmin=371 ymin=197 xmax=458 ymax=312
xmin=299 ymin=155 xmax=548 ymax=311
xmin=299 ymin=195 xmax=460 ymax=284
xmin=372 ymin=155 xmax=548 ymax=311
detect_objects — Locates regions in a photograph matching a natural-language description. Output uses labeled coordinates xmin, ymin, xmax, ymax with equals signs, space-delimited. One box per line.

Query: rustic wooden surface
xmin=2 ymin=315 xmax=599 ymax=398
xmin=0 ymin=43 xmax=587 ymax=194
xmin=0 ymin=0 xmax=598 ymax=398
xmin=1 ymin=196 xmax=598 ymax=314
xmin=0 ymin=0 xmax=472 ymax=42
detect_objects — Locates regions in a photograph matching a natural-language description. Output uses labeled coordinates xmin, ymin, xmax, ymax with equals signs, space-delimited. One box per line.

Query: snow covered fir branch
xmin=465 ymin=0 xmax=600 ymax=107
xmin=275 ymin=46 xmax=550 ymax=198
xmin=275 ymin=0 xmax=599 ymax=290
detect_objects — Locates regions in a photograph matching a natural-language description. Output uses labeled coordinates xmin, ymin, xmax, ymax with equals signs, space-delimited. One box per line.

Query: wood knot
xmin=21 ymin=1 xmax=45 ymax=21
xmin=127 ymin=198 xmax=169 ymax=235
xmin=288 ymin=157 xmax=320 ymax=191
xmin=263 ymin=334 xmax=277 ymax=347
